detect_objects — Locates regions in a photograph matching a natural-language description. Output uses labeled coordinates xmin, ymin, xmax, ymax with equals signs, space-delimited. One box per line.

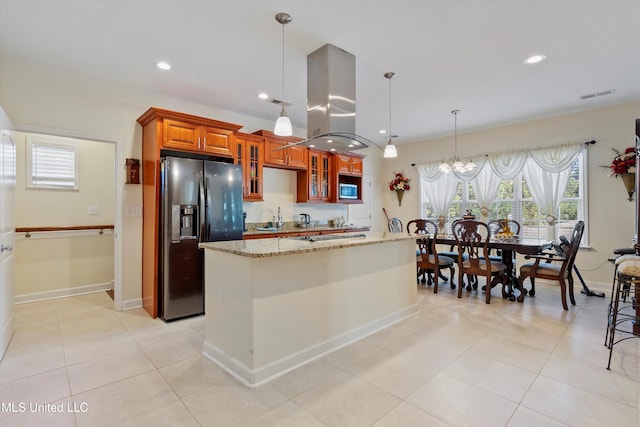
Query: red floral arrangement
xmin=389 ymin=171 xmax=410 ymax=191
xmin=606 ymin=147 xmax=636 ymax=176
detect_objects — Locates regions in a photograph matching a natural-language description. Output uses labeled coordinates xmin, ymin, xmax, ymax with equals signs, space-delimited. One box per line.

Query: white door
xmin=0 ymin=107 xmax=16 ymax=360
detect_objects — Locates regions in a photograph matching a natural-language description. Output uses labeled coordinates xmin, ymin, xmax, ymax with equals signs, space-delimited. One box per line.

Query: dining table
xmin=434 ymin=235 xmax=553 ymax=301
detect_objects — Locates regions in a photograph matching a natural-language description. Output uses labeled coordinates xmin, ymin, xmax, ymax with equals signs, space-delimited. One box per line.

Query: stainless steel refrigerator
xmin=159 ymin=156 xmax=243 ymax=321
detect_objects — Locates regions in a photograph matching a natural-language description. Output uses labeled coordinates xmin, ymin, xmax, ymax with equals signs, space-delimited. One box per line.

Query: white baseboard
xmin=14 ymin=282 xmax=113 ymax=304
xmin=0 ymin=313 xmax=15 ymax=361
xmin=203 ymin=304 xmax=420 ymax=388
xmin=121 ymin=298 xmax=143 ymax=310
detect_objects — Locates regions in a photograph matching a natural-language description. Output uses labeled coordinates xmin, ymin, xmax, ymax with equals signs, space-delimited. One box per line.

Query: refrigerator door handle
xmin=199 ymin=171 xmax=206 ymax=244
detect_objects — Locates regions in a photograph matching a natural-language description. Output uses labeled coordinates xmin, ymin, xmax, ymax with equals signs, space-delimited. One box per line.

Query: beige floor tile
xmin=72 ymin=371 xmax=178 ymax=427
xmin=322 ymin=339 xmax=386 ymax=370
xmin=117 ymin=400 xmax=200 ymax=427
xmin=522 ymin=375 xmax=637 ymax=427
xmin=293 ymin=371 xmax=401 ymax=427
xmin=372 ymin=402 xmax=449 ymax=427
xmin=58 ymin=312 xmax=127 ymax=345
xmin=0 ymin=397 xmax=77 ymax=427
xmin=158 ymin=355 xmax=235 ymax=397
xmin=346 ymin=349 xmax=439 ymax=399
xmin=541 ymin=352 xmax=639 ymax=408
xmin=0 ymin=346 xmax=66 ymax=383
xmin=66 ymin=346 xmax=156 ymax=394
xmin=269 ymin=358 xmax=344 ymax=399
xmin=3 ymin=326 xmax=62 ymax=359
xmin=62 ymin=332 xmax=139 ymax=365
xmin=506 ymin=406 xmax=569 ymax=427
xmin=470 ymin=333 xmax=551 ymax=373
xmin=181 ymin=381 xmax=288 ymax=427
xmin=2 ymin=283 xmax=636 ymax=427
xmin=443 ymin=351 xmax=536 ymax=402
xmin=0 ymin=368 xmax=71 ymax=418
xmin=242 ymin=400 xmax=326 ymax=427
xmin=137 ymin=327 xmax=204 ymax=368
xmin=114 ymin=308 xmax=165 ymax=333
xmin=407 ymin=372 xmax=517 ymax=427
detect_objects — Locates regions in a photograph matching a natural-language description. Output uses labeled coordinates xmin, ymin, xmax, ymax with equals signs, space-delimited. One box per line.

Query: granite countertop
xmin=199 ymin=232 xmax=414 ymax=258
xmin=243 ymin=225 xmax=363 ymax=236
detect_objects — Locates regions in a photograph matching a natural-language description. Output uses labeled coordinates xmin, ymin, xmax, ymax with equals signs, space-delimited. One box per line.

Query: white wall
xmin=380 ymin=100 xmax=640 ymax=287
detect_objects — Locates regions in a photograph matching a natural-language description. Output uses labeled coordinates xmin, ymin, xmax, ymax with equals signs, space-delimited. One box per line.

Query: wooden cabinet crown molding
xmin=136 ymin=107 xmax=243 ymax=132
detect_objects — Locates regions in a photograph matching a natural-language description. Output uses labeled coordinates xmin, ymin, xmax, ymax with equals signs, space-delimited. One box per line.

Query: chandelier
xmin=439 ymin=109 xmax=476 ymax=173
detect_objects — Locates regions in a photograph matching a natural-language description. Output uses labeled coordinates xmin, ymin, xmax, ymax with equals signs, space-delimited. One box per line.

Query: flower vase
xmin=621 ymin=172 xmax=635 ymax=201
xmin=395 ymin=189 xmax=404 ymax=206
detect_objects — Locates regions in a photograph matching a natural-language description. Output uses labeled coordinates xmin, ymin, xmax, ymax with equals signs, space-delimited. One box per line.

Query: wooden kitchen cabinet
xmin=297 ymin=149 xmax=333 ymax=202
xmin=336 ymin=153 xmax=364 ymax=176
xmin=136 ymin=107 xmax=242 ymax=318
xmin=163 ymin=118 xmax=236 ymax=158
xmin=254 ymin=130 xmax=308 ymax=170
xmin=236 ymin=132 xmax=264 ymax=201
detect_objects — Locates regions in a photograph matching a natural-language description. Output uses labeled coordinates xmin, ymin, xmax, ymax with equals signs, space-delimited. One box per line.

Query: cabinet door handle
xmin=198 ymin=137 xmax=201 ymax=150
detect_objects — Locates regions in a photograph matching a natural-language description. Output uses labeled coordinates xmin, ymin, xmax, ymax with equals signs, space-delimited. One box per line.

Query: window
xmin=421 ymin=151 xmax=588 ymax=244
xmin=26 ymin=134 xmax=79 ymax=190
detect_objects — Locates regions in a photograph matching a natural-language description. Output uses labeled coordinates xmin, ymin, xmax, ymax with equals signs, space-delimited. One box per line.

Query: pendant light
xmin=383 ymin=72 xmax=398 ymax=158
xmin=439 ymin=109 xmax=475 ymax=173
xmin=274 ymin=12 xmax=293 ymax=136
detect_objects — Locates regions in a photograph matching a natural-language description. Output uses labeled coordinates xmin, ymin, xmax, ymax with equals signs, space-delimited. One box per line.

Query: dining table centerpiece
xmin=603 ymin=147 xmax=637 ymax=201
xmin=389 ymin=171 xmax=410 ymax=206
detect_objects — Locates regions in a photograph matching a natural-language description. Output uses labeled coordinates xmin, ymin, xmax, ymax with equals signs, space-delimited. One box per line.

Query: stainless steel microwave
xmin=339 ymin=183 xmax=358 ymax=199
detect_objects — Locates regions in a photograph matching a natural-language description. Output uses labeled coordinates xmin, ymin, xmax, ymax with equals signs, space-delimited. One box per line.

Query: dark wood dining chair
xmin=453 ymin=220 xmax=508 ymax=304
xmin=408 ymin=219 xmax=455 ymax=290
xmin=517 ymin=221 xmax=585 ymax=310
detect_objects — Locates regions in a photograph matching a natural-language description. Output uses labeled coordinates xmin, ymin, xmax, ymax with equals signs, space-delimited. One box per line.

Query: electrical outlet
xmin=88 ymin=206 xmax=100 ymax=215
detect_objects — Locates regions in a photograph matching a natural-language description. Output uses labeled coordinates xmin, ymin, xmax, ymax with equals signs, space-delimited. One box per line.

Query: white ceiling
xmin=1 ymin=0 xmax=639 ymax=148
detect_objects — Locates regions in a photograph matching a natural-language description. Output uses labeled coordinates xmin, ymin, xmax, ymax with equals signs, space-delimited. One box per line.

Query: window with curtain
xmin=419 ymin=148 xmax=588 ymax=245
xmin=26 ymin=134 xmax=79 ymax=190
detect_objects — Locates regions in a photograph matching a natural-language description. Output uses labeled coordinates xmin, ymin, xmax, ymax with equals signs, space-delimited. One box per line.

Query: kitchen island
xmin=199 ymin=232 xmax=417 ymax=387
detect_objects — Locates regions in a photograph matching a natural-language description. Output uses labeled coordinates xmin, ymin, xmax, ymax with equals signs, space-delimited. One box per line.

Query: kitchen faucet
xmin=277 ymin=207 xmax=283 ymax=229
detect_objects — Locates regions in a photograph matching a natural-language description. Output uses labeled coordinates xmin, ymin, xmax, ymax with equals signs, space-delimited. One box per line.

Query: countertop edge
xmin=200 ymin=233 xmax=415 ymax=258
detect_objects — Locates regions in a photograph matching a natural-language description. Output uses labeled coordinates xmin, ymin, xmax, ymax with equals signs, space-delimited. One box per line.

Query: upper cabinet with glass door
xmin=236 ymin=132 xmax=264 ymax=201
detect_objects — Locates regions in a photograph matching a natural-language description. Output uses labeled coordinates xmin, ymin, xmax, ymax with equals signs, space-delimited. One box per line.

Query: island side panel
xmin=202 ymin=251 xmax=255 ymax=376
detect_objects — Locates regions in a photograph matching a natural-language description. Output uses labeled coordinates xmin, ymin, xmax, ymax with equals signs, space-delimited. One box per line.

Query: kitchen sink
xmin=291 ymin=233 xmax=366 ymax=242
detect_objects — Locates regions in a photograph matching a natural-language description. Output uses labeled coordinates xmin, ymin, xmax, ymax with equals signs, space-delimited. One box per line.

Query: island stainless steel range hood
xmin=275 ymin=43 xmax=374 ymax=154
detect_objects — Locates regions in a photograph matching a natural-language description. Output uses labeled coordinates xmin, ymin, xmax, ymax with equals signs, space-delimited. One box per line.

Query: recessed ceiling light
xmin=523 ymin=54 xmax=547 ymax=65
xmin=379 ymin=129 xmax=387 ymax=134
xmin=156 ymin=61 xmax=171 ymax=70
xmin=309 ymin=144 xmax=315 ymax=148
xmin=327 ymin=139 xmax=333 ymax=143
xmin=330 ymin=148 xmax=336 ymax=152
xmin=257 ymin=92 xmax=269 ymax=100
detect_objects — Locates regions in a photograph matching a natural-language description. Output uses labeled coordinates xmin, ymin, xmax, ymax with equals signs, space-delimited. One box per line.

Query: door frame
xmin=14 ymin=124 xmax=123 ymax=311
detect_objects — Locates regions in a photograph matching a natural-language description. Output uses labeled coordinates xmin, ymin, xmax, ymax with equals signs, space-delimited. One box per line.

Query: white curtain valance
xmin=418 ymin=141 xmax=584 ymax=182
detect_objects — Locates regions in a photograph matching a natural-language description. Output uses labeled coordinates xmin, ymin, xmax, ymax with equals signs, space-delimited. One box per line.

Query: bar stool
xmin=605 ymin=254 xmax=640 ymax=346
xmin=606 ymin=259 xmax=640 ymax=370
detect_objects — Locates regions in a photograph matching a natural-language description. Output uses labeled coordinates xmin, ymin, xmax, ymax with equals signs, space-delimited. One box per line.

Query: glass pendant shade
xmin=383 ymin=139 xmax=397 ymax=158
xmin=274 ymin=106 xmax=292 ymax=136
xmin=439 ymin=160 xmax=452 ymax=173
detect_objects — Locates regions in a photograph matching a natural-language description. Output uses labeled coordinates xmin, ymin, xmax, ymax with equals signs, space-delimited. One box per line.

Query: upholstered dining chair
xmin=408 ymin=219 xmax=455 ymax=290
xmin=517 ymin=221 xmax=585 ymax=310
xmin=452 ymin=220 xmax=508 ymax=304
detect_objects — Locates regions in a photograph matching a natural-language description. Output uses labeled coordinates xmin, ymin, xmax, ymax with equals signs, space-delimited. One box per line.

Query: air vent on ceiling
xmin=269 ymin=98 xmax=290 ymax=107
xmin=580 ymin=89 xmax=615 ymax=100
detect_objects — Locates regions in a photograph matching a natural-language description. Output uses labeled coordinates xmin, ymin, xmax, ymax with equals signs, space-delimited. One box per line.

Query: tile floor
xmin=0 ymin=282 xmax=638 ymax=427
